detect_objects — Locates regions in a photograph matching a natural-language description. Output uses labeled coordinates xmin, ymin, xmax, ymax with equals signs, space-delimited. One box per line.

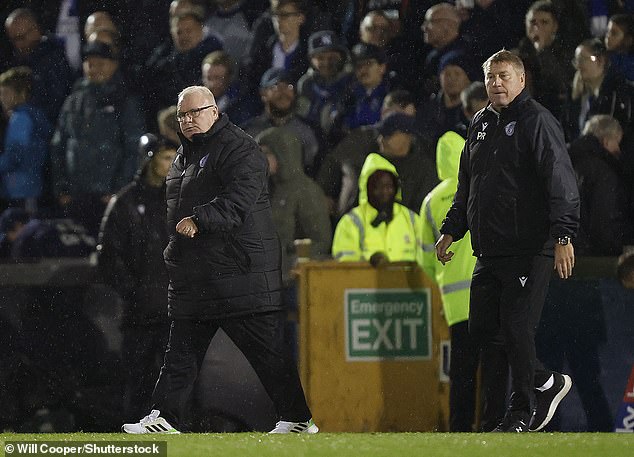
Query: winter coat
xmin=6 ymin=35 xmax=74 ymax=123
xmin=563 ymin=65 xmax=634 ymax=141
xmin=332 ymin=153 xmax=423 ymax=264
xmin=420 ymin=131 xmax=474 ymax=327
xmin=256 ymin=127 xmax=332 ymax=285
xmin=164 ymin=114 xmax=282 ymax=319
xmin=97 ymin=167 xmax=170 ymax=325
xmin=50 ymin=71 xmax=145 ymax=196
xmin=441 ymin=89 xmax=580 ymax=257
xmin=0 ymin=103 xmax=51 ymax=200
xmin=568 ymin=134 xmax=629 ymax=256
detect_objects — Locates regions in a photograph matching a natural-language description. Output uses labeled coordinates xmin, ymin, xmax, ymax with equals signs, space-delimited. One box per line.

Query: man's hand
xmin=435 ymin=234 xmax=454 ymax=265
xmin=369 ymin=252 xmax=389 ymax=268
xmin=554 ymin=242 xmax=575 ymax=279
xmin=176 ymin=216 xmax=198 ymax=238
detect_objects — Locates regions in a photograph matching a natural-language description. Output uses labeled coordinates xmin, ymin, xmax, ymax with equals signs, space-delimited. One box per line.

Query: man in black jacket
xmin=435 ymin=50 xmax=580 ymax=433
xmin=98 ymin=135 xmax=176 ymax=420
xmin=122 ymin=86 xmax=316 ymax=434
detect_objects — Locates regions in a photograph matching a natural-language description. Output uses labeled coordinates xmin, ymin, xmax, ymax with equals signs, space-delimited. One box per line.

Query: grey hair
xmin=177 ymin=85 xmax=215 ymax=107
xmin=582 ymin=114 xmax=623 ymax=140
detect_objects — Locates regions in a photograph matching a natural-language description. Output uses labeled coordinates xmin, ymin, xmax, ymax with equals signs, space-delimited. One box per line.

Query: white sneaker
xmin=122 ymin=410 xmax=180 ymax=434
xmin=269 ymin=418 xmax=319 ymax=434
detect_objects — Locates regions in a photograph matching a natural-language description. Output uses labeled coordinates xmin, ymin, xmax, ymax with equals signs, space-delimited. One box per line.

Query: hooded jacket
xmin=421 ymin=131 xmax=474 ymax=327
xmin=164 ymin=114 xmax=282 ymax=319
xmin=97 ymin=165 xmax=170 ymax=325
xmin=256 ymin=127 xmax=332 ymax=285
xmin=441 ymin=89 xmax=580 ymax=257
xmin=332 ymin=153 xmax=422 ymax=264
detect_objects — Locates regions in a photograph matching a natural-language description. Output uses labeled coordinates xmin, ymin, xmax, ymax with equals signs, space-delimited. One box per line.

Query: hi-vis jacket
xmin=332 ymin=153 xmax=423 ymax=264
xmin=421 ymin=131 xmax=474 ymax=327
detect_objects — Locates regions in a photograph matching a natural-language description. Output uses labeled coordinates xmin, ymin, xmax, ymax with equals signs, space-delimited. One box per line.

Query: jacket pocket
xmin=223 ymin=234 xmax=251 ymax=273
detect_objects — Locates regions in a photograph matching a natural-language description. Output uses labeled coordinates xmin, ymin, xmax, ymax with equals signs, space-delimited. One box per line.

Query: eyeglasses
xmin=571 ymin=54 xmax=598 ymax=67
xmin=175 ymin=105 xmax=215 ymax=122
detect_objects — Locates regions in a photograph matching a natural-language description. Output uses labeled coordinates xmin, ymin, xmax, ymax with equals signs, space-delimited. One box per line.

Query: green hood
xmin=436 ymin=130 xmax=465 ymax=181
xmin=358 ymin=153 xmax=402 ymax=204
xmin=255 ymin=126 xmax=304 ymax=183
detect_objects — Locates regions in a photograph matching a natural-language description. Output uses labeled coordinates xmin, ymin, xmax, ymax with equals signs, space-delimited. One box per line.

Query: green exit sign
xmin=345 ymin=288 xmax=431 ymax=361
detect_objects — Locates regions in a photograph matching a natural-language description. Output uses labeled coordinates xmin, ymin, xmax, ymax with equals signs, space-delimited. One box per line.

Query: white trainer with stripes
xmin=122 ymin=410 xmax=180 ymax=434
xmin=269 ymin=418 xmax=319 ymax=434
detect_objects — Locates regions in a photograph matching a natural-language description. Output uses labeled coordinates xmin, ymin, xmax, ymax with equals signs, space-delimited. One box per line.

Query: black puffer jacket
xmin=97 ymin=167 xmax=169 ymax=325
xmin=164 ymin=115 xmax=282 ymax=319
xmin=441 ymin=89 xmax=580 ymax=257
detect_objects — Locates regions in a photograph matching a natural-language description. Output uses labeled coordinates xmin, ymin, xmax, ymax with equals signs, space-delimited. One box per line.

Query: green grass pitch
xmin=2 ymin=433 xmax=633 ymax=457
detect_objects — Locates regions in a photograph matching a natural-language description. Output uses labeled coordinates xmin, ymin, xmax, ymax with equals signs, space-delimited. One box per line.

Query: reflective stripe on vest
xmin=441 ymin=279 xmax=472 ymax=294
xmin=348 ymin=211 xmax=365 ymax=257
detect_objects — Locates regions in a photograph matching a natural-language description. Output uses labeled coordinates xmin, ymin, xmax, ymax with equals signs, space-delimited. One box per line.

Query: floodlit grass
xmin=1 ymin=432 xmax=633 ymax=457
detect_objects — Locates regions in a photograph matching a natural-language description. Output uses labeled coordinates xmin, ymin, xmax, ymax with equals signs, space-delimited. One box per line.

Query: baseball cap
xmin=377 ymin=113 xmax=418 ymax=137
xmin=260 ymin=67 xmax=292 ymax=89
xmin=351 ymin=43 xmax=386 ymax=65
xmin=308 ymin=30 xmax=348 ymax=58
xmin=82 ymin=40 xmax=118 ymax=60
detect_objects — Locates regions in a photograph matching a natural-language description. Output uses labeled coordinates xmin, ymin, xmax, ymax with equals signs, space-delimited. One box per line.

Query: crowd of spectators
xmin=0 ymin=0 xmax=632 ymax=252
xmin=0 ymin=0 xmax=633 ymax=432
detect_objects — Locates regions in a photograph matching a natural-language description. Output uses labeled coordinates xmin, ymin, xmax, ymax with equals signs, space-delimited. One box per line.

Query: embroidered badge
xmin=505 ymin=121 xmax=516 ymax=136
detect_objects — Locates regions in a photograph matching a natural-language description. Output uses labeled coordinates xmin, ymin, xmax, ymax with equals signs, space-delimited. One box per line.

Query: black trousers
xmin=151 ymin=311 xmax=312 ymax=429
xmin=450 ymin=321 xmax=508 ymax=432
xmin=469 ymin=255 xmax=554 ymax=415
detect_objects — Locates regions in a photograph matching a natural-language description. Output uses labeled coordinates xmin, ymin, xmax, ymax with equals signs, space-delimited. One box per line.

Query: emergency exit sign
xmin=344 ymin=288 xmax=431 ymax=361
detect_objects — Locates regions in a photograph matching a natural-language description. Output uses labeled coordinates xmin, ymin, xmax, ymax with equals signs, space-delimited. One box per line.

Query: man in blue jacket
xmin=436 ymin=50 xmax=580 ymax=433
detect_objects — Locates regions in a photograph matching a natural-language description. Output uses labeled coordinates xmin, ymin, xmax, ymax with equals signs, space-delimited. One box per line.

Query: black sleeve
xmin=531 ymin=111 xmax=580 ymax=239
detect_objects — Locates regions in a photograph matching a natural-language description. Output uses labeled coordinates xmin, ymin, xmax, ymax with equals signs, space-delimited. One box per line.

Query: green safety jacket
xmin=332 ymin=153 xmax=423 ymax=265
xmin=420 ymin=131 xmax=475 ymax=326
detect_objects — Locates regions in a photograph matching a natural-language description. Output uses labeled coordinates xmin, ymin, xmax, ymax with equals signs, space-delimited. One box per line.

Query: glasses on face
xmin=175 ymin=104 xmax=215 ymax=122
xmin=571 ymin=54 xmax=598 ymax=68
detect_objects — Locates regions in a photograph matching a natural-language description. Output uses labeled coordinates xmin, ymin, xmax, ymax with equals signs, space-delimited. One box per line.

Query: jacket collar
xmin=486 ymin=87 xmax=531 ymax=120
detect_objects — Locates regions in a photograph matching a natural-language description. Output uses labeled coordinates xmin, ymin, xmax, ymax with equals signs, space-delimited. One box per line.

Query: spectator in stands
xmin=98 ymin=135 xmax=176 ymax=420
xmin=332 ymin=152 xmax=423 ymax=267
xmin=51 ymin=40 xmax=145 ymax=237
xmin=457 ymin=0 xmax=517 ymax=65
xmin=420 ymin=128 xmax=507 ymax=432
xmin=418 ymin=50 xmax=479 ymax=144
xmin=317 ymin=89 xmax=416 ymax=220
xmin=516 ymin=0 xmax=574 ymax=120
xmin=201 ymin=50 xmax=256 ymax=126
xmin=245 ymin=0 xmax=309 ymax=93
xmin=357 ymin=9 xmax=417 ymax=104
xmin=419 ymin=2 xmax=469 ymax=100
xmin=203 ymin=0 xmax=262 ymax=63
xmin=337 ymin=43 xmax=391 ymax=134
xmin=605 ymin=14 xmax=634 ymax=81
xmin=564 ymin=38 xmax=634 ymax=140
xmin=4 ymin=8 xmax=74 ymax=123
xmin=141 ymin=11 xmax=222 ymax=130
xmin=157 ymin=105 xmax=181 ymax=148
xmin=255 ymin=126 xmax=332 ymax=355
xmin=242 ymin=67 xmax=320 ymax=176
xmin=0 ymin=66 xmax=52 ymax=213
xmin=83 ymin=11 xmax=117 ymax=39
xmin=296 ymin=30 xmax=352 ymax=146
xmin=454 ymin=81 xmax=489 ymax=138
xmin=376 ymin=113 xmax=438 ymax=213
xmin=568 ymin=115 xmax=629 ymax=256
